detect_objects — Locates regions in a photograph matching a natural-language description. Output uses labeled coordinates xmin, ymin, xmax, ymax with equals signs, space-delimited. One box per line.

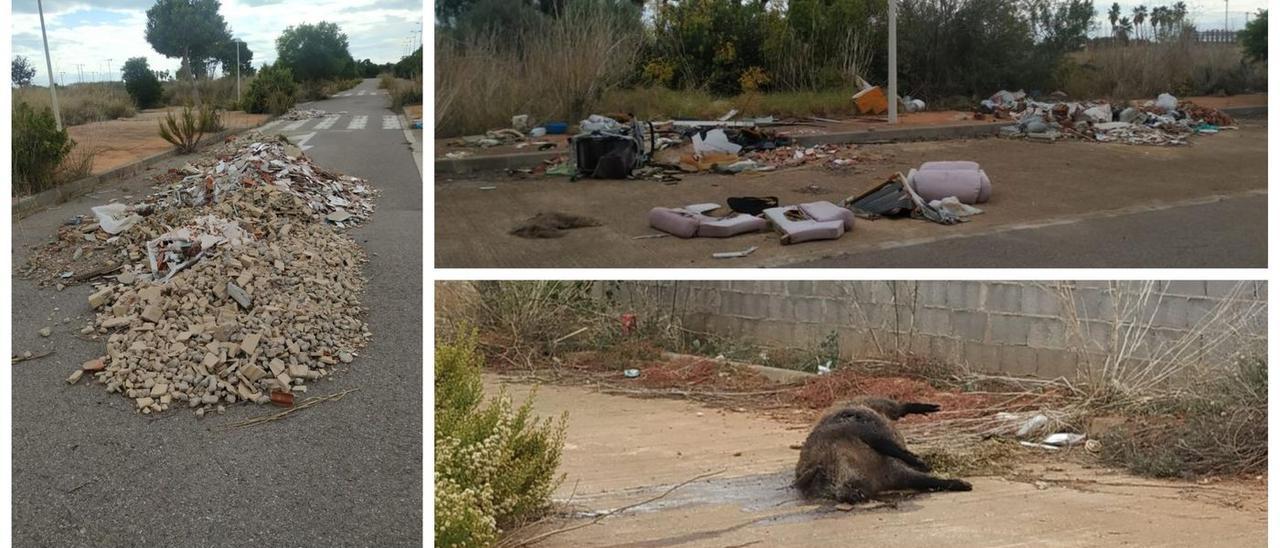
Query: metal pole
xmin=888 ymin=0 xmax=898 ymax=124
xmin=37 ymin=0 xmax=63 ymax=129
xmin=106 ymin=58 xmax=113 ymax=81
xmin=235 ymin=40 xmax=241 ymax=103
xmin=1225 ymin=0 xmax=1229 ymax=32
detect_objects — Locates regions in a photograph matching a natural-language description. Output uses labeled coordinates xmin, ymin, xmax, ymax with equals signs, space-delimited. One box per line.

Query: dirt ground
xmin=490 ymin=375 xmax=1267 ymax=547
xmin=68 ymin=108 xmax=269 ymax=175
xmin=435 ymin=119 xmax=1267 ymax=268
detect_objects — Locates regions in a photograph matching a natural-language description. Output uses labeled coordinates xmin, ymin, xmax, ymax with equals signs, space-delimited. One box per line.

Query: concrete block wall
xmin=614 ymin=281 xmax=1266 ymax=379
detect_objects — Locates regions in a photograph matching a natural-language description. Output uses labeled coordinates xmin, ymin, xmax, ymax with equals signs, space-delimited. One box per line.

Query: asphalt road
xmin=11 ymin=78 xmax=422 ymax=546
xmin=792 ymin=195 xmax=1266 ymax=268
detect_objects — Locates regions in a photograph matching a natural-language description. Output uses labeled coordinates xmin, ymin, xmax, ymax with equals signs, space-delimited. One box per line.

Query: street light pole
xmin=888 ymin=0 xmax=898 ymax=124
xmin=37 ymin=0 xmax=62 ymax=129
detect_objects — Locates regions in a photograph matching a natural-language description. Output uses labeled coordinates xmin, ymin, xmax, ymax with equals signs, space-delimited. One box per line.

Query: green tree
xmin=12 ymin=55 xmax=36 ymax=87
xmin=144 ymin=0 xmax=230 ymax=106
xmin=1239 ymin=10 xmax=1267 ymax=63
xmin=1133 ymin=5 xmax=1148 ymax=40
xmin=215 ymin=38 xmax=254 ymax=77
xmin=13 ymin=102 xmax=74 ymax=193
xmin=394 ymin=46 xmax=423 ymax=78
xmin=121 ymin=57 xmax=165 ymax=109
xmin=275 ymin=21 xmax=353 ymax=82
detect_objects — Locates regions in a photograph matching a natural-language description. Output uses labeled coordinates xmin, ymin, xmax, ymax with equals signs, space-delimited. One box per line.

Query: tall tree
xmin=144 ymin=0 xmax=230 ymax=106
xmin=1239 ymin=9 xmax=1267 ymax=63
xmin=1133 ymin=5 xmax=1147 ymax=40
xmin=276 ymin=21 xmax=354 ymax=81
xmin=1108 ymin=2 xmax=1121 ymax=36
xmin=121 ymin=57 xmax=164 ymax=108
xmin=12 ymin=55 xmax=36 ymax=87
xmin=216 ymin=38 xmax=255 ymax=77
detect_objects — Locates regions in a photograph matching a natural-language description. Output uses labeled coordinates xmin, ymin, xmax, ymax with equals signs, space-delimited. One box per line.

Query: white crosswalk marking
xmin=259 ymin=120 xmax=281 ymax=131
xmin=314 ymin=114 xmax=340 ymax=130
xmin=347 ymin=115 xmax=368 ymax=130
xmin=357 ymin=89 xmax=367 ymax=96
xmin=382 ymin=115 xmax=401 ymax=130
xmin=282 ymin=119 xmax=310 ymax=131
xmin=293 ymin=132 xmax=316 ymax=151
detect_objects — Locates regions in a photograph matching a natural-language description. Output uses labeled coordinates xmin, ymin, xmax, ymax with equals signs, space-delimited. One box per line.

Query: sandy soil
xmin=436 ymin=120 xmax=1267 ymax=268
xmin=488 ymin=375 xmax=1267 ymax=547
xmin=67 ymin=108 xmax=269 ymax=175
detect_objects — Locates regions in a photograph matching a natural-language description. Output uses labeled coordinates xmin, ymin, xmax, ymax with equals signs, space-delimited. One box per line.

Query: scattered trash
xmin=1042 ymin=432 xmax=1087 ymax=447
xmin=691 ymin=129 xmax=743 ymax=155
xmin=764 ymin=201 xmax=856 ymax=244
xmin=648 ymin=203 xmax=768 ymax=238
xmin=529 ymin=127 xmax=547 ymax=138
xmin=712 ymin=246 xmax=758 ymax=259
xmin=853 ymin=86 xmax=888 ymax=115
xmin=911 ymin=161 xmax=992 ymax=204
xmin=478 ymin=186 xmax=497 ymax=191
xmin=992 ymin=91 xmax=1235 ymax=146
xmin=91 ymin=204 xmax=142 ymax=235
xmin=38 ymin=327 xmax=52 ymax=337
xmin=511 ymin=114 xmax=530 ymax=131
xmin=510 ymin=212 xmax=603 ymax=239
xmin=1016 ymin=414 xmax=1051 ymax=438
xmin=573 ymin=120 xmax=654 ymax=180
xmin=929 ymin=196 xmax=984 ymax=217
xmin=846 ymin=172 xmax=959 ymax=225
xmin=280 ymin=108 xmax=340 ymax=120
xmin=444 ymin=151 xmax=471 ymax=159
xmin=623 ymin=369 xmax=641 ymax=378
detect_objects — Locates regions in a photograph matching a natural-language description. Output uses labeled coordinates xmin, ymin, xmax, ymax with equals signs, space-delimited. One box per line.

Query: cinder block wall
xmin=613 ymin=281 xmax=1266 ymax=378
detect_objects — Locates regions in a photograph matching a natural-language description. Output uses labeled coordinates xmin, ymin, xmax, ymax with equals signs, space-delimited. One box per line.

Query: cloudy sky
xmin=11 ymin=0 xmax=423 ymax=85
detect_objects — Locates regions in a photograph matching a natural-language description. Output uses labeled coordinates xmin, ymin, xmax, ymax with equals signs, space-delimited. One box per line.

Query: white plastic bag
xmin=91 ymin=203 xmax=142 ymax=235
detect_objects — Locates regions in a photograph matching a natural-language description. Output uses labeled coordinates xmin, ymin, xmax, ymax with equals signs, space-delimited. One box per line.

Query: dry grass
xmin=14 ymin=83 xmax=136 ymax=127
xmin=435 ymin=5 xmax=644 ymax=137
xmin=1060 ymin=38 xmax=1267 ymax=100
xmin=380 ymin=74 xmax=423 ymax=110
xmin=163 ymin=76 xmax=247 ymax=110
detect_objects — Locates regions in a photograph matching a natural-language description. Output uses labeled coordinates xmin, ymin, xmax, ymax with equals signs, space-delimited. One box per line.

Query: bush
xmin=12 ymin=101 xmax=75 ymax=195
xmin=380 ymin=75 xmax=423 ymax=110
xmin=122 ymin=57 xmax=165 ymax=109
xmin=1239 ymin=10 xmax=1267 ymax=63
xmin=435 ymin=330 xmax=566 ymax=546
xmin=241 ymin=63 xmax=297 ymax=114
xmin=158 ymin=106 xmax=210 ymax=153
xmin=164 ymin=76 xmax=243 ymax=110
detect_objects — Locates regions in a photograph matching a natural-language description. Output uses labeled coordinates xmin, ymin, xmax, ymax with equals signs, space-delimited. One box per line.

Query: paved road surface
xmin=11 ymin=78 xmax=422 ymax=546
xmin=493 ymin=377 xmax=1267 ymax=547
xmin=794 ymin=195 xmax=1267 ymax=268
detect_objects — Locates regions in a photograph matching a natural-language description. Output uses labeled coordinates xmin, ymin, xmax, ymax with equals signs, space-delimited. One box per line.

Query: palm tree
xmin=1109 ymin=2 xmax=1122 ymax=37
xmin=1151 ymin=6 xmax=1167 ymax=39
xmin=1133 ymin=5 xmax=1148 ymax=40
xmin=1118 ymin=16 xmax=1134 ymax=42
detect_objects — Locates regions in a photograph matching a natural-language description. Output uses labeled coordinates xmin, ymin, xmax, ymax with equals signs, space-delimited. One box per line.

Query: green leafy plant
xmin=122 ymin=57 xmax=165 ymax=109
xmin=241 ymin=63 xmax=298 ymax=115
xmin=158 ymin=106 xmax=207 ymax=153
xmin=13 ymin=101 xmax=75 ymax=195
xmin=435 ymin=329 xmax=566 ymax=547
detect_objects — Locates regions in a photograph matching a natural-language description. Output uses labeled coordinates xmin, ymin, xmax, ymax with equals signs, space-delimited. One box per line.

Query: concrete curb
xmin=12 ymin=116 xmax=278 ymax=220
xmin=434 ymin=122 xmax=1010 ymax=175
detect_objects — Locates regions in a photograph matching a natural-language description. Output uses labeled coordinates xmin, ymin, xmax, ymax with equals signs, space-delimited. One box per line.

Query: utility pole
xmin=37 ymin=0 xmax=62 ymax=129
xmin=235 ymin=40 xmax=241 ymax=103
xmin=888 ymin=0 xmax=898 ymax=124
xmin=75 ymin=63 xmax=84 ymax=84
xmin=106 ymin=58 xmax=113 ymax=81
xmin=1225 ymin=0 xmax=1229 ymax=32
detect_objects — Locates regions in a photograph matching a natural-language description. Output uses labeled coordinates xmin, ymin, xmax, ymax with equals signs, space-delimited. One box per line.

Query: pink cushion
xmin=798 ymin=201 xmax=856 ymax=231
xmin=919 ymin=160 xmax=981 ymax=172
xmin=764 ymin=206 xmax=846 ymax=245
xmin=911 ymin=169 xmax=992 ymax=204
xmin=647 ymin=205 xmax=767 ymax=239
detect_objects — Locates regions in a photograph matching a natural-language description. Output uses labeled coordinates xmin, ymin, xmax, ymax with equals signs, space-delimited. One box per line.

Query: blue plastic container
xmin=544 ymin=121 xmax=568 ymax=135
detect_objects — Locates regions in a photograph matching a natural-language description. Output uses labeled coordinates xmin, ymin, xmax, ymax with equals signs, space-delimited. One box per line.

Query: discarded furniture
xmin=912 ymin=161 xmax=992 ymax=204
xmin=763 ymin=201 xmax=854 ymax=245
xmin=648 ymin=203 xmax=768 ymax=238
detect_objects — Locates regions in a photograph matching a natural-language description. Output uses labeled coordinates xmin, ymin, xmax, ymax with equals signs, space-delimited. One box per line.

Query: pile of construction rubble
xmin=280 ymin=107 xmax=341 ymax=120
xmin=983 ymin=91 xmax=1236 ymax=146
xmin=32 ymin=131 xmax=377 ymax=416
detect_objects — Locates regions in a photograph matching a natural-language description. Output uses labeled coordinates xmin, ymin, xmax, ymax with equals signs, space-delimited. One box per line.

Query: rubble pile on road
xmin=984 ymin=91 xmax=1237 ymax=146
xmin=280 ymin=108 xmax=338 ymax=120
xmin=28 ymin=132 xmax=378 ymax=416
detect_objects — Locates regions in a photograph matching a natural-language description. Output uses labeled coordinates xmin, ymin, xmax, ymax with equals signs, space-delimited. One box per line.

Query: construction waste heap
xmin=983 ymin=91 xmax=1237 ymax=145
xmin=24 ymin=132 xmax=377 ymax=416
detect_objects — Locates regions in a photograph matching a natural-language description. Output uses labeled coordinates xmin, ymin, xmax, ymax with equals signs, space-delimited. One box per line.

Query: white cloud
xmin=10 ymin=0 xmax=423 ymax=84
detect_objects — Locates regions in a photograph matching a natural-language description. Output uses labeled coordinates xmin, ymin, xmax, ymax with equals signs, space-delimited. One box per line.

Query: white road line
xmin=292 ymin=131 xmax=316 ymax=151
xmin=258 ymin=120 xmax=282 ymax=131
xmin=314 ymin=114 xmax=340 ymax=130
xmin=357 ymin=89 xmax=367 ymax=96
xmin=282 ymin=119 xmax=310 ymax=131
xmin=347 ymin=115 xmax=368 ymax=130
xmin=382 ymin=115 xmax=401 ymax=130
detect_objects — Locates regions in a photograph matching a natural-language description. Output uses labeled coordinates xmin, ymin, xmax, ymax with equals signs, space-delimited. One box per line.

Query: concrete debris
xmin=280 ymin=108 xmax=342 ymax=120
xmin=987 ymin=91 xmax=1236 ymax=146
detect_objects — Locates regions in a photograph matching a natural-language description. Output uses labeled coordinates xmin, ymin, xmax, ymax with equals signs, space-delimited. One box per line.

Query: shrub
xmin=164 ymin=75 xmax=242 ymax=110
xmin=158 ymin=106 xmax=208 ymax=153
xmin=122 ymin=57 xmax=165 ymax=109
xmin=435 ymin=330 xmax=566 ymax=546
xmin=12 ymin=101 xmax=75 ymax=195
xmin=13 ymin=83 xmax=136 ymax=126
xmin=1239 ymin=9 xmax=1267 ymax=63
xmin=241 ymin=63 xmax=297 ymax=114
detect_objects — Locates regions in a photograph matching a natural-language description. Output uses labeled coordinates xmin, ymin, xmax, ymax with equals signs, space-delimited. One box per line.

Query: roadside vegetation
xmin=435 ymin=0 xmax=1267 ymax=137
xmin=439 ymin=281 xmax=1267 ymax=490
xmin=435 ymin=329 xmax=566 ymax=547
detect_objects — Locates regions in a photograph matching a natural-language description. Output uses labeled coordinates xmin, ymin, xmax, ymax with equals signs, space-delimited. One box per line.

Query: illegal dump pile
xmin=983 ymin=91 xmax=1237 ymax=146
xmin=279 ymin=107 xmax=343 ymax=121
xmin=31 ymin=131 xmax=378 ymax=416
